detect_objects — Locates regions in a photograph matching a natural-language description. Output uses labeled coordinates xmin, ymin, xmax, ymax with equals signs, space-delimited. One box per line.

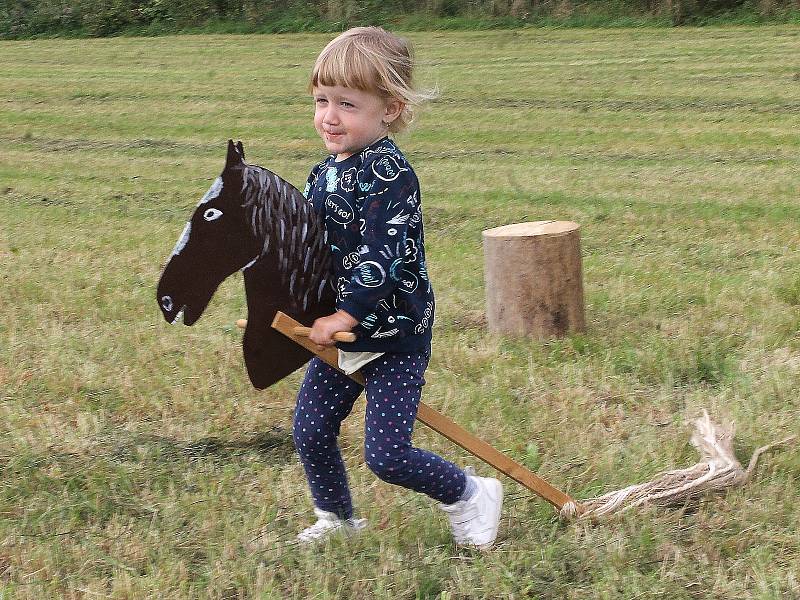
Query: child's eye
xmin=341 ymin=102 xmax=354 ymax=108
xmin=315 ymin=98 xmax=327 ymax=105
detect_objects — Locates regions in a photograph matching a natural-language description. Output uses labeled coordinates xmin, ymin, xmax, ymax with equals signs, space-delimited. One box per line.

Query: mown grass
xmin=2 ymin=26 xmax=799 ymax=599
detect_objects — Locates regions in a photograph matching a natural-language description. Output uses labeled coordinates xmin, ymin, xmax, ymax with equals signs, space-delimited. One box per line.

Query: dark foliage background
xmin=1 ymin=0 xmax=799 ymax=39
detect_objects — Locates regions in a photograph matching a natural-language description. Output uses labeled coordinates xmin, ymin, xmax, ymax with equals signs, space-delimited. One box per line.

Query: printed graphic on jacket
xmin=304 ymin=137 xmax=434 ymax=352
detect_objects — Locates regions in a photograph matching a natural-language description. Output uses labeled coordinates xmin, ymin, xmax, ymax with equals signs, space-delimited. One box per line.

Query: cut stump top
xmin=482 ymin=220 xmax=580 ymax=239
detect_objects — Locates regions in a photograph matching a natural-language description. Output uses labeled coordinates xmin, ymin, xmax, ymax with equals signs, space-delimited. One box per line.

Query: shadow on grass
xmin=108 ymin=426 xmax=296 ymax=465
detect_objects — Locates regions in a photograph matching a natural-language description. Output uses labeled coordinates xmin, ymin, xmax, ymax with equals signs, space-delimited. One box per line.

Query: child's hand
xmin=309 ymin=310 xmax=358 ymax=347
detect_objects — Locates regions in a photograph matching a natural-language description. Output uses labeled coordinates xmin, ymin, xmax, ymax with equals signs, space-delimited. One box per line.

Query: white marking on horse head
xmin=200 ymin=177 xmax=223 ymax=205
xmin=170 ymin=178 xmax=224 ymax=257
xmin=171 ymin=222 xmax=191 ymax=257
xmin=161 ymin=295 xmax=173 ymax=311
xmin=170 ymin=306 xmax=185 ymax=325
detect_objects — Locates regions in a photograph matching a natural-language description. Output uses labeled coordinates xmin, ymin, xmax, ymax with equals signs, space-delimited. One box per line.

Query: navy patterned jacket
xmin=304 ymin=137 xmax=434 ymax=353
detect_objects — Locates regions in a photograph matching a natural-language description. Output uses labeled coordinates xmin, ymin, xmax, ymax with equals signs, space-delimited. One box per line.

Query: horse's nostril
xmin=161 ymin=295 xmax=173 ymax=312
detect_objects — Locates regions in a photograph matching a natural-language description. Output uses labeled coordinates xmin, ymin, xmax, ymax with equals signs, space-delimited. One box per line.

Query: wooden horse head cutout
xmin=156 ymin=140 xmax=336 ymax=388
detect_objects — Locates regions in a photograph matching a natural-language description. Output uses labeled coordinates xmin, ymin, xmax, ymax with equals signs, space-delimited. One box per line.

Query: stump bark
xmin=482 ymin=221 xmax=585 ymax=339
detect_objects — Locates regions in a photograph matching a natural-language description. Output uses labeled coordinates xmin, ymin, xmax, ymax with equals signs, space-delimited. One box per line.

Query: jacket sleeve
xmin=337 ymin=155 xmax=419 ymax=322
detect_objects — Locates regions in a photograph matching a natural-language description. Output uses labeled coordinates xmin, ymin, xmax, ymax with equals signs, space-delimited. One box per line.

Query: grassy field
xmin=2 ymin=26 xmax=800 ymax=599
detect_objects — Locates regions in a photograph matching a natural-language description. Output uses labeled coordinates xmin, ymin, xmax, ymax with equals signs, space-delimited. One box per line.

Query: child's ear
xmin=384 ymin=98 xmax=405 ymax=124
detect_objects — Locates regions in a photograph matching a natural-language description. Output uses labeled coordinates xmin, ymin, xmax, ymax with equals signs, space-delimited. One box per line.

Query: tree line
xmin=2 ymin=0 xmax=798 ymax=38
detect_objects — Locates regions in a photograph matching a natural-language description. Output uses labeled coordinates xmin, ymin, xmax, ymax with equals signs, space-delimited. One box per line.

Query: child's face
xmin=313 ymin=84 xmax=402 ymax=161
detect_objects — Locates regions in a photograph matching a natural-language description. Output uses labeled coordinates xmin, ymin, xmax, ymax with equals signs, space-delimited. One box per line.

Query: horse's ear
xmin=225 ymin=139 xmax=244 ymax=169
xmin=236 ymin=141 xmax=245 ymax=161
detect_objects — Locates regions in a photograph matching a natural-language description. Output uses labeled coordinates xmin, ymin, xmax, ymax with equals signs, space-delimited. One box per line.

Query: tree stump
xmin=482 ymin=221 xmax=585 ymax=339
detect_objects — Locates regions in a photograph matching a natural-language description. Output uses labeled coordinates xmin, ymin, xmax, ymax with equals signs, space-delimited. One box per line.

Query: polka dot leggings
xmin=292 ymin=351 xmax=467 ymax=519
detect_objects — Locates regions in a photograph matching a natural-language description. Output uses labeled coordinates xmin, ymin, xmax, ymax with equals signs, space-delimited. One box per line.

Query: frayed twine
xmin=558 ymin=410 xmax=795 ymax=520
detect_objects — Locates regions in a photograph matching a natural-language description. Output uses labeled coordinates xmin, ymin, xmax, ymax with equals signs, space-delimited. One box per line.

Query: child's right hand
xmin=309 ymin=310 xmax=358 ymax=347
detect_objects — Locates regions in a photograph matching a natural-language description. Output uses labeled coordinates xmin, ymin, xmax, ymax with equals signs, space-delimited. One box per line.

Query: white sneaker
xmin=439 ymin=472 xmax=503 ymax=549
xmin=296 ymin=508 xmax=367 ymax=544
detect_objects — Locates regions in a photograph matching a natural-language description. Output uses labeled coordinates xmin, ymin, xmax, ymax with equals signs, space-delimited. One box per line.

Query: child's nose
xmin=323 ymin=106 xmax=339 ymax=124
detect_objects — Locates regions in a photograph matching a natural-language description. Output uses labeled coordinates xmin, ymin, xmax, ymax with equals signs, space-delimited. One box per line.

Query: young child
xmin=295 ymin=26 xmax=503 ymax=549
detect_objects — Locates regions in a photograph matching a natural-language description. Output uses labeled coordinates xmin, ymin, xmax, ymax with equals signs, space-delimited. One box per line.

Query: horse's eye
xmin=203 ymin=208 xmax=223 ymax=221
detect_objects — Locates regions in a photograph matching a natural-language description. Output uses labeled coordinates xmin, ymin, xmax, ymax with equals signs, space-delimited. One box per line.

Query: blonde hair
xmin=309 ymin=27 xmax=434 ymax=133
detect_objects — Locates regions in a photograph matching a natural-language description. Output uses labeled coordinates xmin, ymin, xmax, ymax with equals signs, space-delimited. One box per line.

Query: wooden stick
xmin=269 ymin=311 xmax=574 ymax=510
xmin=269 ymin=312 xmax=364 ymax=386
